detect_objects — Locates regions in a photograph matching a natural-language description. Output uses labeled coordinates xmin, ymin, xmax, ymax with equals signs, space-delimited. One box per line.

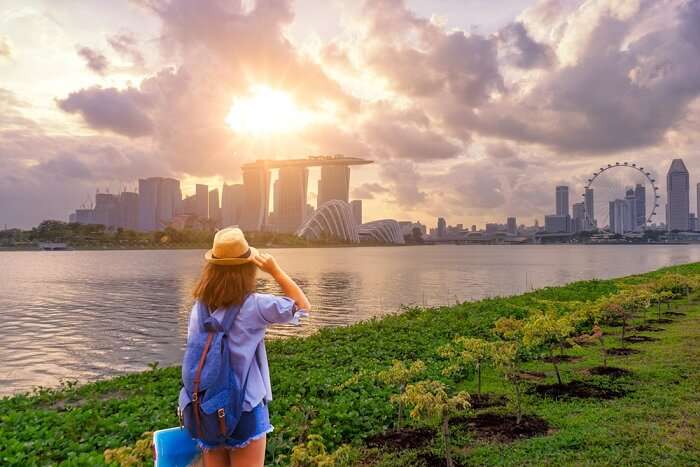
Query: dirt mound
xmin=366 ymin=428 xmax=433 ymax=450
xmin=517 ymin=371 xmax=547 ymax=381
xmin=647 ymin=318 xmax=674 ymax=324
xmin=415 ymin=452 xmax=464 ymax=467
xmin=531 ymin=380 xmax=628 ymax=400
xmin=623 ymin=335 xmax=658 ymax=343
xmin=453 ymin=413 xmax=550 ymax=443
xmin=586 ymin=366 xmax=632 ymax=378
xmin=469 ymin=393 xmax=507 ymax=409
xmin=542 ymin=355 xmax=583 ymax=364
xmin=664 ymin=311 xmax=686 ymax=317
xmin=606 ymin=347 xmax=641 ymax=356
xmin=632 ymin=325 xmax=664 ymax=332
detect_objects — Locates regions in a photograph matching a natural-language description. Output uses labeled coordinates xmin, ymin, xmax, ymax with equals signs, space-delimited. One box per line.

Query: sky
xmin=1 ymin=0 xmax=700 ymax=229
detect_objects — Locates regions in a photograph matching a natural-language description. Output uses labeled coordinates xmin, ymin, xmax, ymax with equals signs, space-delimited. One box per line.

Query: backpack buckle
xmin=192 ymin=392 xmax=198 ymax=402
xmin=217 ymin=408 xmax=225 ymax=418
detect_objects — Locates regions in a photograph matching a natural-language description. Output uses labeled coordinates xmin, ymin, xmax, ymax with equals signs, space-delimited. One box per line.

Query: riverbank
xmin=2 ymin=263 xmax=699 ymax=466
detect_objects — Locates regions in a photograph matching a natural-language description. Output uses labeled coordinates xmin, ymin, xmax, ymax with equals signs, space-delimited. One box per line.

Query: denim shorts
xmin=195 ymin=402 xmax=273 ymax=451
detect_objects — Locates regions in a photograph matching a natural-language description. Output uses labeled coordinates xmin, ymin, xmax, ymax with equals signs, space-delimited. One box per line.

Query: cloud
xmin=498 ymin=22 xmax=555 ymax=69
xmin=0 ymin=36 xmax=11 ymax=58
xmin=379 ymin=160 xmax=426 ymax=206
xmin=352 ymin=182 xmax=389 ymax=200
xmin=363 ymin=120 xmax=462 ymax=161
xmin=57 ymin=85 xmax=154 ymax=137
xmin=76 ymin=46 xmax=109 ymax=75
xmin=107 ymin=32 xmax=146 ymax=68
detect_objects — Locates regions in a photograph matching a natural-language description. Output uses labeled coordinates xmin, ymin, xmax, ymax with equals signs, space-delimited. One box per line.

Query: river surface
xmin=1 ymin=244 xmax=699 ymax=395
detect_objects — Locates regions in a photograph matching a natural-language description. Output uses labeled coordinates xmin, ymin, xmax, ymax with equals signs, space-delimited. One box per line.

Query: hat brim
xmin=204 ymin=246 xmax=259 ymax=266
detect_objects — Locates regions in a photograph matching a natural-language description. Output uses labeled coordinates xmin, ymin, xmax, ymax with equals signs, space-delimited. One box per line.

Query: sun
xmin=225 ymin=85 xmax=311 ymax=136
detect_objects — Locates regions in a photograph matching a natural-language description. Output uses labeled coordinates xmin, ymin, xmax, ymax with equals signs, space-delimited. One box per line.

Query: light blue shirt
xmin=187 ymin=293 xmax=306 ymax=411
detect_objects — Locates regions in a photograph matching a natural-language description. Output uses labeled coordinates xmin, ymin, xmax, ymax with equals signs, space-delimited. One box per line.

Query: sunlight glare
xmin=225 ymin=85 xmax=311 ymax=136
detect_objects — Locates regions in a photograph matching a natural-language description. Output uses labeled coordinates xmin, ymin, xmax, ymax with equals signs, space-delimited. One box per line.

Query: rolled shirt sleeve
xmin=255 ymin=293 xmax=307 ymax=325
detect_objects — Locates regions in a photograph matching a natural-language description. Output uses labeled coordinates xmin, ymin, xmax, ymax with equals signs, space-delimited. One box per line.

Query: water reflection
xmin=1 ymin=244 xmax=700 ymax=395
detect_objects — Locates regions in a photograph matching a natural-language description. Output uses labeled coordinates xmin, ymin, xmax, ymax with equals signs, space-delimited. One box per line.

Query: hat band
xmin=212 ymin=247 xmax=251 ymax=260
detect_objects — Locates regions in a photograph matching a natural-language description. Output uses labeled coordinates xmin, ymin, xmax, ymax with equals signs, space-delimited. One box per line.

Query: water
xmin=1 ymin=244 xmax=699 ymax=396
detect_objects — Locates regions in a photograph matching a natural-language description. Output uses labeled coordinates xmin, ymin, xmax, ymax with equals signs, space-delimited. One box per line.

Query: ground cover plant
xmin=2 ymin=263 xmax=700 ymax=466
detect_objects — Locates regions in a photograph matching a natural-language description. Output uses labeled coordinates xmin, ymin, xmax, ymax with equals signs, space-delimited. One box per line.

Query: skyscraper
xmin=506 ymin=217 xmax=517 ymax=235
xmin=275 ymin=167 xmax=309 ymax=233
xmin=240 ymin=166 xmax=270 ymax=232
xmin=634 ymin=183 xmax=646 ymax=229
xmin=138 ymin=177 xmax=182 ymax=231
xmin=94 ymin=192 xmax=120 ymax=228
xmin=119 ymin=191 xmax=139 ymax=230
xmin=584 ymin=187 xmax=595 ymax=229
xmin=221 ymin=184 xmax=244 ymax=227
xmin=625 ymin=188 xmax=637 ymax=231
xmin=696 ymin=183 xmax=700 ymax=228
xmin=572 ymin=202 xmax=585 ymax=232
xmin=666 ymin=158 xmax=689 ymax=231
xmin=556 ymin=186 xmax=569 ymax=216
xmin=350 ymin=200 xmax=362 ymax=225
xmin=209 ymin=189 xmax=221 ymax=225
xmin=609 ymin=199 xmax=632 ymax=235
xmin=437 ymin=217 xmax=446 ymax=237
xmin=195 ymin=184 xmax=209 ymax=220
xmin=317 ymin=165 xmax=351 ymax=207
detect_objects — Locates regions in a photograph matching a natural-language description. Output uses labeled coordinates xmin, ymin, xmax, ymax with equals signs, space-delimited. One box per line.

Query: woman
xmin=187 ymin=227 xmax=310 ymax=466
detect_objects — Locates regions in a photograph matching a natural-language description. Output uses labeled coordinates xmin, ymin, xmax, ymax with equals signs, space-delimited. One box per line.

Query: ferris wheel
xmin=582 ymin=162 xmax=660 ymax=231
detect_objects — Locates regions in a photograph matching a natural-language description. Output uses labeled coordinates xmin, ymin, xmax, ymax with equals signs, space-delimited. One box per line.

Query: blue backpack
xmin=178 ymin=301 xmax=252 ymax=446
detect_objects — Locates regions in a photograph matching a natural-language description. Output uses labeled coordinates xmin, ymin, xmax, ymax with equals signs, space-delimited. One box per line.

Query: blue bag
xmin=178 ymin=302 xmax=252 ymax=447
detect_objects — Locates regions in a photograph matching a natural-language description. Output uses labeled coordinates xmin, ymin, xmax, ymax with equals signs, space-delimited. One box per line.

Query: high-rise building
xmin=94 ymin=192 xmax=120 ymax=228
xmin=556 ymin=186 xmax=569 ymax=217
xmin=696 ymin=183 xmax=700 ymax=228
xmin=634 ymin=184 xmax=646 ymax=229
xmin=195 ymin=184 xmax=209 ymax=220
xmin=138 ymin=177 xmax=182 ymax=231
xmin=221 ymin=184 xmax=244 ymax=227
xmin=666 ymin=158 xmax=689 ymax=231
xmin=689 ymin=213 xmax=697 ymax=232
xmin=240 ymin=167 xmax=270 ymax=232
xmin=317 ymin=165 xmax=350 ymax=207
xmin=275 ymin=167 xmax=308 ymax=233
xmin=609 ymin=198 xmax=634 ymax=235
xmin=584 ymin=187 xmax=595 ymax=229
xmin=625 ymin=188 xmax=637 ymax=231
xmin=437 ymin=217 xmax=447 ymax=237
xmin=572 ymin=202 xmax=586 ymax=232
xmin=209 ymin=189 xmax=221 ymax=226
xmin=119 ymin=191 xmax=139 ymax=230
xmin=544 ymin=214 xmax=570 ymax=233
xmin=182 ymin=194 xmax=197 ymax=216
xmin=350 ymin=200 xmax=362 ymax=225
xmin=506 ymin=217 xmax=517 ymax=235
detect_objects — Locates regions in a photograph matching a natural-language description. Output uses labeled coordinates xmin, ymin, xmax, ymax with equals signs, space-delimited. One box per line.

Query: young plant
xmin=592 ymin=324 xmax=607 ymax=367
xmin=600 ymin=289 xmax=651 ymax=345
xmin=290 ymin=434 xmax=359 ymax=467
xmin=438 ymin=337 xmax=494 ymax=396
xmin=377 ymin=360 xmax=426 ymax=429
xmin=492 ymin=317 xmax=527 ymax=424
xmin=393 ymin=380 xmax=471 ymax=467
xmin=490 ymin=341 xmax=525 ymax=424
xmin=521 ymin=312 xmax=575 ymax=385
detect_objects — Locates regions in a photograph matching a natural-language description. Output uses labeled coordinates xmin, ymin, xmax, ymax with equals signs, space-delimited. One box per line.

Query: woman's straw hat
xmin=204 ymin=227 xmax=259 ymax=266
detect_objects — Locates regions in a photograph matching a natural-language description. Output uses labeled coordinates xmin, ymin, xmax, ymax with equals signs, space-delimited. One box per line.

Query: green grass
xmin=2 ymin=263 xmax=700 ymax=466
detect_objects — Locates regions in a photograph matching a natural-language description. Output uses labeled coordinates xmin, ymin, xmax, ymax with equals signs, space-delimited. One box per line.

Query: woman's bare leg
xmin=202 ymin=447 xmax=229 ymax=467
xmin=229 ymin=436 xmax=266 ymax=467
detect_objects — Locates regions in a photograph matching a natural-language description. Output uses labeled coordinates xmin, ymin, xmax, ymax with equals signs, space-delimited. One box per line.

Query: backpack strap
xmin=192 ymin=331 xmax=214 ymax=439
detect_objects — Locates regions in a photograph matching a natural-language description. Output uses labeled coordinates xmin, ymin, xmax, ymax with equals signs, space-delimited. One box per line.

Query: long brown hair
xmin=193 ymin=262 xmax=257 ymax=311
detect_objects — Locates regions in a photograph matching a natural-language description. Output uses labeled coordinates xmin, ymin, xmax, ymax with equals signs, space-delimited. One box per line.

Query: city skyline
xmin=2 ymin=0 xmax=700 ymax=229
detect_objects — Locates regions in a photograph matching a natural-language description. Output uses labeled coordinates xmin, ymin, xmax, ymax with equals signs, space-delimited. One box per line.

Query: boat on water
xmin=39 ymin=242 xmax=68 ymax=251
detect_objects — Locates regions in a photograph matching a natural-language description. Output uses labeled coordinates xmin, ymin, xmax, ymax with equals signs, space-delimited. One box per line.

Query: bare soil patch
xmin=586 ymin=366 xmax=632 ymax=378
xmin=623 ymin=335 xmax=659 ymax=343
xmin=469 ymin=393 xmax=507 ymax=410
xmin=517 ymin=371 xmax=547 ymax=381
xmin=366 ymin=428 xmax=433 ymax=450
xmin=664 ymin=311 xmax=686 ymax=317
xmin=453 ymin=413 xmax=550 ymax=443
xmin=633 ymin=325 xmax=664 ymax=332
xmin=542 ymin=355 xmax=583 ymax=364
xmin=647 ymin=318 xmax=674 ymax=324
xmin=415 ymin=452 xmax=464 ymax=467
xmin=606 ymin=347 xmax=641 ymax=356
xmin=531 ymin=380 xmax=628 ymax=400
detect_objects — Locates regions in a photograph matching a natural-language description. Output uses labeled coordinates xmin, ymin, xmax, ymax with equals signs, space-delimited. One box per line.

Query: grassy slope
xmin=1 ymin=263 xmax=699 ymax=466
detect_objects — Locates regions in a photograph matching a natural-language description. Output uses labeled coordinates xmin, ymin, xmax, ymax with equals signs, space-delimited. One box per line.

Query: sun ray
xmin=225 ymin=85 xmax=312 ymax=136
